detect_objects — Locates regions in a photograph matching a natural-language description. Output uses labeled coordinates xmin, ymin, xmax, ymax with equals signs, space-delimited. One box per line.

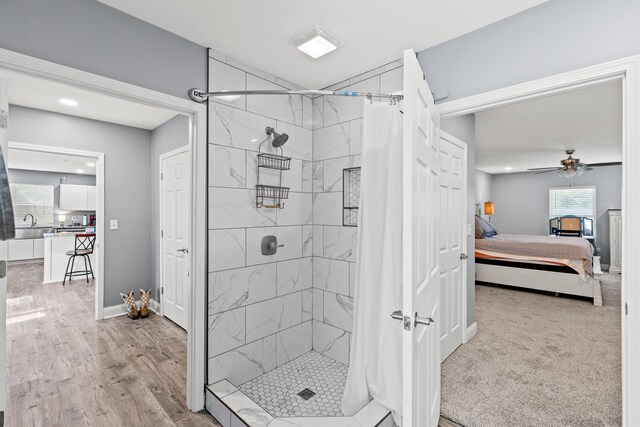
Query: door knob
xmin=460 ymin=253 xmax=468 ymax=260
xmin=177 ymin=247 xmax=189 ymax=254
xmin=390 ymin=310 xmax=404 ymax=321
xmin=414 ymin=312 xmax=434 ymax=327
xmin=391 ymin=310 xmax=412 ymax=330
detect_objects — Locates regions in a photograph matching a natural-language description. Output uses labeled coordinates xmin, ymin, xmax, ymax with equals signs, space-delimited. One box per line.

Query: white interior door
xmin=401 ymin=49 xmax=441 ymax=427
xmin=0 ymin=75 xmax=8 ymax=416
xmin=161 ymin=149 xmax=190 ymax=329
xmin=438 ymin=133 xmax=467 ymax=362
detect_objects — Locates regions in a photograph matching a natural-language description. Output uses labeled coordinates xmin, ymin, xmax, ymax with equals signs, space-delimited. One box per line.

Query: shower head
xmin=265 ymin=126 xmax=289 ymax=148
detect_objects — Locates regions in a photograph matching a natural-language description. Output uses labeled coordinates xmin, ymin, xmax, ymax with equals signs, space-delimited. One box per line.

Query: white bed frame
xmin=475 ymin=256 xmax=603 ymax=306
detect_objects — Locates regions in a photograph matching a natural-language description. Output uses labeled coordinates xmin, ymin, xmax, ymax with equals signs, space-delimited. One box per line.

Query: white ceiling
xmin=98 ymin=0 xmax=548 ymax=89
xmin=475 ymin=80 xmax=623 ymax=174
xmin=8 ymin=148 xmax=97 ymax=176
xmin=5 ymin=69 xmax=178 ymax=130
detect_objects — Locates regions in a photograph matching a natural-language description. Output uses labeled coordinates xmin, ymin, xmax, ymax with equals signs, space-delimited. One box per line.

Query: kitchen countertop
xmin=43 ymin=231 xmax=94 ymax=238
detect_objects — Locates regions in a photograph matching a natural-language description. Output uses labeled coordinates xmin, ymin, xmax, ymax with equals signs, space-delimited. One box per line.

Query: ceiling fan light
xmin=557 ymin=168 xmax=576 ymax=178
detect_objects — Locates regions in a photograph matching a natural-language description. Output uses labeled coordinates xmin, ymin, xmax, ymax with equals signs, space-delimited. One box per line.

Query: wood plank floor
xmin=5 ymin=261 xmax=220 ymax=427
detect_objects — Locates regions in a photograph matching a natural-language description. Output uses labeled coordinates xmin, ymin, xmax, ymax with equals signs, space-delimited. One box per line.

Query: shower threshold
xmin=205 ymin=351 xmax=393 ymax=427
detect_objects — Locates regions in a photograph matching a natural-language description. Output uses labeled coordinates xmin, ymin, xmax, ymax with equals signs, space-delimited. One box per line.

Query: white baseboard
xmin=149 ymin=298 xmax=161 ymax=315
xmin=465 ymin=322 xmax=478 ymax=342
xmin=102 ymin=298 xmax=161 ymax=319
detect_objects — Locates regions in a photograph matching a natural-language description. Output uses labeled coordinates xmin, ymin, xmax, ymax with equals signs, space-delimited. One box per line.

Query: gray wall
xmin=491 ymin=165 xmax=622 ymax=265
xmin=0 ymin=0 xmax=207 ymax=100
xmin=8 ymin=105 xmax=153 ymax=306
xmin=418 ymin=0 xmax=640 ymax=102
xmin=8 ymin=168 xmax=96 ymax=226
xmin=150 ymin=114 xmax=189 ymax=301
xmin=475 ymin=169 xmax=492 ymax=215
xmin=442 ymin=115 xmax=476 ymax=327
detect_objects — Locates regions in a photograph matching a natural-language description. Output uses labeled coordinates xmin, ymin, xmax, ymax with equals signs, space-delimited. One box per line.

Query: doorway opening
xmin=438 ymin=58 xmax=636 ymax=426
xmin=0 ymin=46 xmax=207 ymax=418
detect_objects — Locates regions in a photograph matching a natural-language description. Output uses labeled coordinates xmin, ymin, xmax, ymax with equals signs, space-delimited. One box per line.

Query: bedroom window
xmin=549 ymin=186 xmax=597 ymax=221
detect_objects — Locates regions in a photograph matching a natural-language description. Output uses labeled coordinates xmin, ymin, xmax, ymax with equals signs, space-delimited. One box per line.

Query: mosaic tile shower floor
xmin=239 ymin=351 xmax=348 ymax=418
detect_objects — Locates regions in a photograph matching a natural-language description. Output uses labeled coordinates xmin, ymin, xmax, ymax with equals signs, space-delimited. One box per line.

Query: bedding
xmin=475 ymin=234 xmax=594 ymax=278
xmin=475 ymin=215 xmax=498 ymax=238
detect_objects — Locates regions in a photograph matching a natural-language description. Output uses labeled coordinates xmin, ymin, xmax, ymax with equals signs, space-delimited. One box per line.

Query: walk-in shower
xmin=205 ymin=52 xmax=403 ymax=427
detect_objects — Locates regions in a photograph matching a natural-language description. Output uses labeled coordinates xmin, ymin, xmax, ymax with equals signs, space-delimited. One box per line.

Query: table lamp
xmin=484 ymin=201 xmax=495 ymax=222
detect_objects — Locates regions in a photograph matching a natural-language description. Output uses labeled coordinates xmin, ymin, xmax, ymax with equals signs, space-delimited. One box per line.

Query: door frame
xmin=158 ymin=145 xmax=191 ymax=321
xmin=438 ymin=54 xmax=640 ymax=426
xmin=0 ymin=48 xmax=208 ymax=412
xmin=7 ymin=142 xmax=105 ymax=318
xmin=439 ymin=130 xmax=469 ymax=353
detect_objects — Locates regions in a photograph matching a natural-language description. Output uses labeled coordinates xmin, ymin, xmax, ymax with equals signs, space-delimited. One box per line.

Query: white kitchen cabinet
xmin=609 ymin=210 xmax=622 ymax=274
xmin=33 ymin=238 xmax=45 ymax=259
xmin=86 ymin=186 xmax=96 ymax=211
xmin=59 ymin=184 xmax=88 ymax=211
xmin=8 ymin=239 xmax=34 ymax=261
xmin=59 ymin=184 xmax=96 ymax=211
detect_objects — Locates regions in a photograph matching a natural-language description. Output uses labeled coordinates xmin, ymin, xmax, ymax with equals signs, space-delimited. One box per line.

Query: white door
xmin=438 ymin=133 xmax=467 ymax=362
xmin=0 ymin=75 xmax=9 ymax=416
xmin=161 ymin=149 xmax=190 ymax=329
xmin=401 ymin=49 xmax=441 ymax=427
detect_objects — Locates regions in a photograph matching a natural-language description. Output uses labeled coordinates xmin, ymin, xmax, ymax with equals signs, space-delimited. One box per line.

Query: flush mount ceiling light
xmin=76 ymin=169 xmax=84 ymax=174
xmin=292 ymin=26 xmax=342 ymax=59
xmin=59 ymin=98 xmax=78 ymax=107
xmin=504 ymin=166 xmax=513 ymax=171
xmin=87 ymin=162 xmax=96 ymax=167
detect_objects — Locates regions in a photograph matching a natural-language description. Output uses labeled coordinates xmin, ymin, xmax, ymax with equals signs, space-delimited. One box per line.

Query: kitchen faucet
xmin=23 ymin=213 xmax=37 ymax=228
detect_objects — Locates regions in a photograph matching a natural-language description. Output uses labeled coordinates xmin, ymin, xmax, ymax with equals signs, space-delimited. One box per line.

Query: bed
xmin=474 ymin=230 xmax=603 ymax=306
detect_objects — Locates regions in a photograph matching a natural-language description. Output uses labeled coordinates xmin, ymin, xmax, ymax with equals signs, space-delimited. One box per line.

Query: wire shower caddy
xmin=256 ymin=131 xmax=291 ymax=209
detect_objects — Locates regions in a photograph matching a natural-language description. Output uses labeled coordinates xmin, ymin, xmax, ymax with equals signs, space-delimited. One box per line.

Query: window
xmin=549 ymin=185 xmax=597 ymax=230
xmin=10 ymin=183 xmax=55 ymax=226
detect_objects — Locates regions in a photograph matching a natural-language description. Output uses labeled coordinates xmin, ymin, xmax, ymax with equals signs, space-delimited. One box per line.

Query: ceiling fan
xmin=527 ymin=149 xmax=621 ymax=177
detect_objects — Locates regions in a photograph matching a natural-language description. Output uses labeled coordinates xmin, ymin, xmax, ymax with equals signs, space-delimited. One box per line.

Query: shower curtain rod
xmin=188 ymin=88 xmax=403 ymax=104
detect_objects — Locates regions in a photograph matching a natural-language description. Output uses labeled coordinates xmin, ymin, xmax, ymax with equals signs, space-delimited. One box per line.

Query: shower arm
xmin=188 ymin=88 xmax=404 ymax=104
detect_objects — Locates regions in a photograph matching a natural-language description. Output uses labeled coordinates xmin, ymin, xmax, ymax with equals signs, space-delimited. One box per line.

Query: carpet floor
xmin=441 ymin=273 xmax=621 ymax=427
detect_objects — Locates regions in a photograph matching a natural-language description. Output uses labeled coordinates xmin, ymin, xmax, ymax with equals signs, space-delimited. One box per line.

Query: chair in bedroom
xmin=556 ymin=216 xmax=583 ymax=237
xmin=549 ymin=217 xmax=559 ymax=235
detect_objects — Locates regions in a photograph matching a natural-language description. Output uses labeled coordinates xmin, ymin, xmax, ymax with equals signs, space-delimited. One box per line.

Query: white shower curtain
xmin=342 ymin=101 xmax=404 ymax=422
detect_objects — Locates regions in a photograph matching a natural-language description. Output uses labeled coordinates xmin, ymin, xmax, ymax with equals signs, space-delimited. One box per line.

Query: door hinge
xmin=160 ymin=229 xmax=163 ymax=237
xmin=625 ymin=303 xmax=628 ymax=315
xmin=0 ymin=108 xmax=7 ymax=129
xmin=161 ymin=286 xmax=164 ymax=295
xmin=161 ymin=172 xmax=163 ymax=180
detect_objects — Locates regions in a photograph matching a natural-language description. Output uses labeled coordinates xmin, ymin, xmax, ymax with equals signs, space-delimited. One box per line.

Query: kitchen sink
xmin=14 ymin=227 xmax=52 ymax=239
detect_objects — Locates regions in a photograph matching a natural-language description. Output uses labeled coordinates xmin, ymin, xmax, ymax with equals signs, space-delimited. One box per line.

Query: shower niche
xmin=256 ymin=126 xmax=291 ymax=209
xmin=343 ymin=167 xmax=361 ymax=226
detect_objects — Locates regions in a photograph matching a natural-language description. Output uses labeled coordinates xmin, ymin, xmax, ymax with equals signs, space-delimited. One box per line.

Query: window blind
xmin=10 ymin=183 xmax=55 ymax=226
xmin=549 ymin=186 xmax=597 ymax=218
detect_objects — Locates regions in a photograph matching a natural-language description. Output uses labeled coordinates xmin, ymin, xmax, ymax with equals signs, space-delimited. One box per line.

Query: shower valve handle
xmin=268 ymin=242 xmax=284 ymax=250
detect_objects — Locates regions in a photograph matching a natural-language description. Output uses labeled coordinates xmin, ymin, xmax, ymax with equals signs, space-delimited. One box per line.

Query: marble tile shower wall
xmin=311 ymin=62 xmax=403 ymax=366
xmin=207 ymin=50 xmax=315 ymax=387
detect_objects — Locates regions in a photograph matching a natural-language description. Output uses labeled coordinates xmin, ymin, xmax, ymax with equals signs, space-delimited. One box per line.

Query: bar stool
xmin=63 ymin=233 xmax=96 ymax=285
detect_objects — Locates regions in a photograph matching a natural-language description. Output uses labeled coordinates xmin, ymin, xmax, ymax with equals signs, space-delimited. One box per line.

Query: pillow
xmin=474 ymin=215 xmax=485 ymax=239
xmin=475 ymin=215 xmax=498 ymax=238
